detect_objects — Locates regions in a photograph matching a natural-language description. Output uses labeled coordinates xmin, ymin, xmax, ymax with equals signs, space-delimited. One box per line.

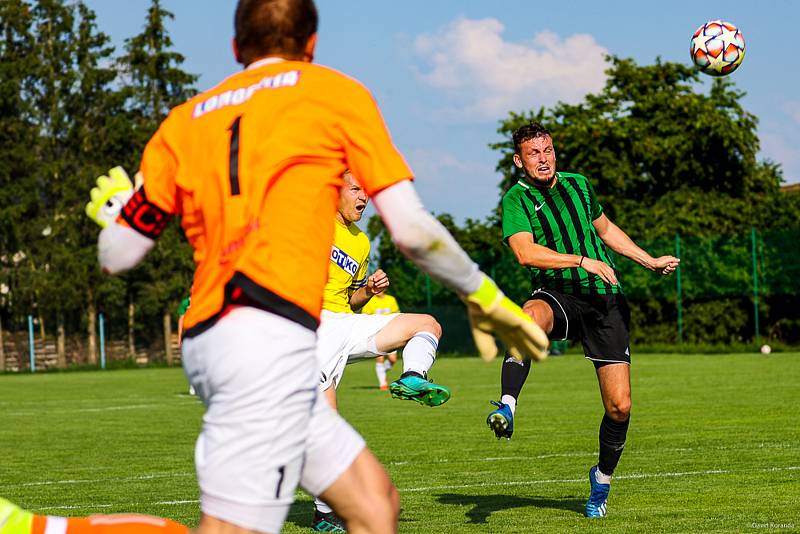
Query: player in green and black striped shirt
xmin=486 ymin=122 xmax=680 ymax=518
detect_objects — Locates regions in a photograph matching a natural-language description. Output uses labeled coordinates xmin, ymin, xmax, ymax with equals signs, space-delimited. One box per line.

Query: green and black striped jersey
xmin=501 ymin=172 xmax=621 ymax=295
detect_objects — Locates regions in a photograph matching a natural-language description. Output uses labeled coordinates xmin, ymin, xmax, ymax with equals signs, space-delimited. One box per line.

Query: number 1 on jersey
xmin=228 ymin=115 xmax=242 ymax=196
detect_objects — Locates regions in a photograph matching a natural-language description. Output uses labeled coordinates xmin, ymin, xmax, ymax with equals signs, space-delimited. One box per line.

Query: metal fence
xmin=404 ymin=227 xmax=800 ymax=353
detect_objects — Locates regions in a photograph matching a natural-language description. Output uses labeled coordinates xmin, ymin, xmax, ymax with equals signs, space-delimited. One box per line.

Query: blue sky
xmin=86 ymin=0 xmax=800 ymax=222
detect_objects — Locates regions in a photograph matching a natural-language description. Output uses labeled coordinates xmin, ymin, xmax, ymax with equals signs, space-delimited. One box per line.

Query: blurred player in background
xmin=311 ymin=170 xmax=449 ymax=531
xmin=176 ymin=296 xmax=196 ymax=395
xmin=488 ymin=121 xmax=679 ymax=518
xmin=360 ymin=291 xmax=400 ymax=390
xmin=77 ymin=1 xmax=548 ymax=533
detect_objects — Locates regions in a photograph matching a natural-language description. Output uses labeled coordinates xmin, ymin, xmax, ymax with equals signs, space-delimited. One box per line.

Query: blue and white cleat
xmin=486 ymin=400 xmax=514 ymax=440
xmin=585 ymin=465 xmax=610 ymax=517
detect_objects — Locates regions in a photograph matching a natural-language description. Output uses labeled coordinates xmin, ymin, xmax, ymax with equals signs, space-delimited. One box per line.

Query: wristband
xmin=579 ymin=256 xmax=585 ymax=268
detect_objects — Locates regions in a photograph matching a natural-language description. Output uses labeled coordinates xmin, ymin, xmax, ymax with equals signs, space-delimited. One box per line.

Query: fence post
xmin=425 ymin=275 xmax=432 ymax=311
xmin=99 ymin=312 xmax=106 ymax=370
xmin=675 ymin=233 xmax=683 ymax=344
xmin=27 ymin=315 xmax=35 ymax=373
xmin=751 ymin=227 xmax=760 ymax=342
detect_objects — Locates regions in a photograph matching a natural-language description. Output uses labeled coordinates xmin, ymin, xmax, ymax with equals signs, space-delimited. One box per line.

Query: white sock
xmin=501 ymin=394 xmax=517 ymax=415
xmin=314 ymin=498 xmax=332 ymax=514
xmin=375 ymin=360 xmax=387 ymax=386
xmin=595 ymin=467 xmax=612 ymax=484
xmin=384 ymin=359 xmax=393 ymax=371
xmin=402 ymin=331 xmax=438 ymax=376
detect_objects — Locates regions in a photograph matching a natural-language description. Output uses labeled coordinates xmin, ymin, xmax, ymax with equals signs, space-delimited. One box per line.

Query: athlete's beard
xmin=522 ymin=168 xmax=556 ymax=188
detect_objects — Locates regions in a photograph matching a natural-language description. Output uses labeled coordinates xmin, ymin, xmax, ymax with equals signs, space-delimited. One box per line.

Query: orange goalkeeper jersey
xmin=119 ymin=59 xmax=413 ymax=337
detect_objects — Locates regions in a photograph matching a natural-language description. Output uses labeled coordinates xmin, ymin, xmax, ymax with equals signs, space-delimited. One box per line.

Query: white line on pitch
xmin=0 ymin=473 xmax=194 ymax=489
xmin=7 ymin=403 xmax=199 ymax=417
xmin=27 ymin=466 xmax=800 ymax=513
xmin=6 ymin=442 xmax=795 ymax=489
xmin=401 ymin=465 xmax=800 ymax=493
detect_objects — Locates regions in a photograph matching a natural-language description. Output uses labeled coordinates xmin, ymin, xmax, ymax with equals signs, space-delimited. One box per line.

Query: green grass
xmin=1 ymin=353 xmax=798 ymax=533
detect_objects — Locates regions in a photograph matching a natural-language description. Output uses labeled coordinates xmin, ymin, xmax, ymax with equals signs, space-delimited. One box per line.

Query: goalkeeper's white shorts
xmin=316 ymin=309 xmax=399 ymax=390
xmin=181 ymin=306 xmax=365 ymax=533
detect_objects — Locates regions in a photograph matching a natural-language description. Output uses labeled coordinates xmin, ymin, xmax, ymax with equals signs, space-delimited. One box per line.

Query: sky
xmin=85 ymin=0 xmax=800 ymax=222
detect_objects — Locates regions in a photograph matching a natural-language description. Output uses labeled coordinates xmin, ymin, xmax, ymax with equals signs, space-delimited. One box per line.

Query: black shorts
xmin=529 ymin=288 xmax=631 ymax=366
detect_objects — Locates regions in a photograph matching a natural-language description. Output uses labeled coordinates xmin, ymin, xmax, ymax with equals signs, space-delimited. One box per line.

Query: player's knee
xmin=419 ymin=314 xmax=442 ymax=338
xmin=523 ymin=300 xmax=552 ymax=332
xmin=606 ymin=399 xmax=631 ymax=421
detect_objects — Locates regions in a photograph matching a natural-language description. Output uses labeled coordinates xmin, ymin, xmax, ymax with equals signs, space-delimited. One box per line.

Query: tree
xmin=490 ymin=56 xmax=792 ymax=240
xmin=489 ymin=56 xmax=800 ymax=345
xmin=0 ymin=0 xmax=38 ymax=330
xmin=116 ymin=0 xmax=197 ymax=362
xmin=24 ymin=0 xmax=134 ymax=366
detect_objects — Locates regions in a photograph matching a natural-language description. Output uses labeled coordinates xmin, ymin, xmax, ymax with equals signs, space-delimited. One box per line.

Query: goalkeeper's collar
xmin=247 ymin=57 xmax=287 ymax=70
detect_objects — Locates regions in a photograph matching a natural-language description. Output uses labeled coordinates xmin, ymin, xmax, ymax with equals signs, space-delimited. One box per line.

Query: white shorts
xmin=182 ymin=307 xmax=365 ymax=533
xmin=316 ymin=310 xmax=398 ymax=390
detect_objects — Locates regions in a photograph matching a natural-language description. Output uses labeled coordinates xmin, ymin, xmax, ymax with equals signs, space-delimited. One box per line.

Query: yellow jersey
xmin=322 ymin=220 xmax=370 ymax=313
xmin=361 ymin=293 xmax=400 ymax=315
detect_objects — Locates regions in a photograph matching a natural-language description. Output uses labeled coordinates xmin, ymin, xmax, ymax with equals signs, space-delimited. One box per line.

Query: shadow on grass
xmin=284 ymin=501 xmax=314 ymax=531
xmin=436 ymin=493 xmax=585 ymax=523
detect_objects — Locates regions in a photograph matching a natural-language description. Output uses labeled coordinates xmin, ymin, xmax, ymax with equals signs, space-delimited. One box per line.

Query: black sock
xmin=500 ymin=353 xmax=531 ymax=400
xmin=597 ymin=414 xmax=630 ymax=476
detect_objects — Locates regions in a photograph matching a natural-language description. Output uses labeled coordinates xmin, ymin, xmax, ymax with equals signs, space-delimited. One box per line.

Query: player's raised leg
xmin=586 ymin=362 xmax=631 ymax=518
xmin=488 ymin=298 xmax=554 ymax=439
xmin=375 ymin=314 xmax=450 ymax=406
xmin=0 ymin=497 xmax=189 ymax=534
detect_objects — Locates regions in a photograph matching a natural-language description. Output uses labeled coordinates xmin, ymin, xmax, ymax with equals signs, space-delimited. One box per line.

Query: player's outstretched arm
xmin=86 ymin=167 xmax=156 ymax=274
xmin=592 ymin=214 xmax=680 ymax=275
xmin=372 ymin=181 xmax=548 ymax=362
xmin=508 ymin=232 xmax=619 ymax=285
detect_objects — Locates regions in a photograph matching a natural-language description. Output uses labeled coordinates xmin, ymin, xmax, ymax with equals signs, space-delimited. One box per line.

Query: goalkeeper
xmin=486 ymin=121 xmax=679 ymax=519
xmin=78 ymin=1 xmax=548 ymax=530
xmin=80 ymin=87 xmax=548 ymax=534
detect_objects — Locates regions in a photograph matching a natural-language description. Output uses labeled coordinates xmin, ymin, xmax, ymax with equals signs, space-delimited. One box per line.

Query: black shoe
xmin=311 ymin=508 xmax=346 ymax=532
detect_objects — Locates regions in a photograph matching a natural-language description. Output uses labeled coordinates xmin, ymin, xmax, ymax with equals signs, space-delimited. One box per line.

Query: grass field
xmin=1 ymin=353 xmax=798 ymax=533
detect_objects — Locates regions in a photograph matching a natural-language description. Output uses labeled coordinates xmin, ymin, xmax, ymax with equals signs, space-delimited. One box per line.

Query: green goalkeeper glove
xmin=85 ymin=166 xmax=135 ymax=228
xmin=464 ymin=275 xmax=549 ymax=362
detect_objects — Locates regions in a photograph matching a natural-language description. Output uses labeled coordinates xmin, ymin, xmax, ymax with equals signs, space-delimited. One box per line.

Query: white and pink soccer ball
xmin=690 ymin=20 xmax=746 ymax=76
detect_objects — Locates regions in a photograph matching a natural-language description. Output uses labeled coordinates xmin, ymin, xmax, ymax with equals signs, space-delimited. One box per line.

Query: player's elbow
xmin=98 ymin=223 xmax=155 ymax=274
xmin=512 ymin=247 xmax=536 ymax=268
xmin=391 ymin=222 xmax=436 ymax=260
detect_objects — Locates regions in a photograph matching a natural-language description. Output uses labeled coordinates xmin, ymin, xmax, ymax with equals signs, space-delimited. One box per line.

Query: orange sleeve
xmin=138 ymin=121 xmax=180 ymax=215
xmin=338 ymin=83 xmax=414 ymax=196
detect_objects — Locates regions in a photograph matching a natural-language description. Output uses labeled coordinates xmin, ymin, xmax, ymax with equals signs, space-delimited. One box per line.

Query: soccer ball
xmin=690 ymin=20 xmax=745 ymax=76
xmin=760 ymin=344 xmax=772 ymax=354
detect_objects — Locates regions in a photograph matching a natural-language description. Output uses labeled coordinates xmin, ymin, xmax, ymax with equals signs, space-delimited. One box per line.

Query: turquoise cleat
xmin=311 ymin=508 xmax=346 ymax=532
xmin=585 ymin=465 xmax=611 ymax=517
xmin=389 ymin=372 xmax=450 ymax=407
xmin=486 ymin=400 xmax=514 ymax=440
xmin=0 ymin=497 xmax=33 ymax=534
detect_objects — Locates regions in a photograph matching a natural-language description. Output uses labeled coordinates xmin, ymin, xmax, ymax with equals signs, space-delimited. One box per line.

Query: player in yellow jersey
xmin=312 ymin=171 xmax=449 ymax=530
xmin=361 ymin=293 xmax=400 ymax=390
xmin=316 ymin=171 xmax=448 ymax=407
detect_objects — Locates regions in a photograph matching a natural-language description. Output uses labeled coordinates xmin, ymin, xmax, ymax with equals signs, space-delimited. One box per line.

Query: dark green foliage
xmin=371 ymin=56 xmax=800 ymax=347
xmin=0 ymin=0 xmax=197 ymax=359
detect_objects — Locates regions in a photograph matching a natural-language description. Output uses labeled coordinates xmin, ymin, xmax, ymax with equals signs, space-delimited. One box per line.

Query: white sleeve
xmin=372 ymin=181 xmax=483 ymax=296
xmin=98 ymin=222 xmax=155 ymax=274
